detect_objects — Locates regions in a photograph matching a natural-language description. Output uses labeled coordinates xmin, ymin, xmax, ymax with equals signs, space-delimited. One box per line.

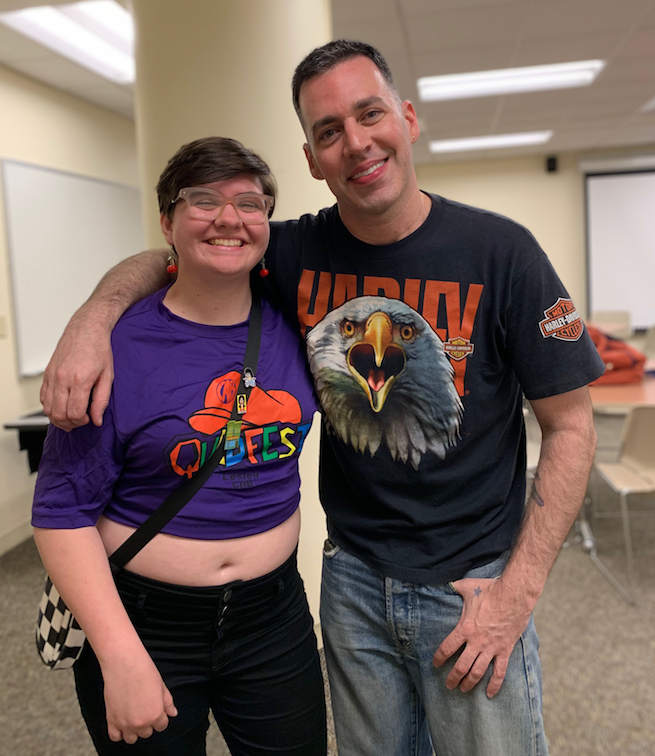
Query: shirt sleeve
xmin=31 ymin=399 xmax=125 ymax=529
xmin=506 ymin=252 xmax=605 ymax=400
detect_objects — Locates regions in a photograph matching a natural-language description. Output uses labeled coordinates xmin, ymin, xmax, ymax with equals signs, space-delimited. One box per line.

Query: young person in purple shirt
xmin=32 ymin=137 xmax=326 ymax=756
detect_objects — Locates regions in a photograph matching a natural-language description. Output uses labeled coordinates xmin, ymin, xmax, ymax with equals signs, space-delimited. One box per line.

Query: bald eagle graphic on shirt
xmin=306 ymin=296 xmax=463 ymax=470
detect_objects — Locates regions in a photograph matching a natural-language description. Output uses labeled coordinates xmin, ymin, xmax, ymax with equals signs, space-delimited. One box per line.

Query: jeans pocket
xmin=446 ymin=581 xmax=460 ymax=596
xmin=322 ymin=538 xmax=341 ymax=559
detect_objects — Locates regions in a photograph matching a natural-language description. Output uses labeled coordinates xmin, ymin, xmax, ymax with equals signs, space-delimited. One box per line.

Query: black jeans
xmin=74 ymin=551 xmax=327 ymax=756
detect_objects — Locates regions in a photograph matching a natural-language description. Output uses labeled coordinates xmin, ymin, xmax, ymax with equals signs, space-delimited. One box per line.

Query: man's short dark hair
xmin=157 ymin=136 xmax=277 ymax=219
xmin=291 ymin=40 xmax=399 ymax=122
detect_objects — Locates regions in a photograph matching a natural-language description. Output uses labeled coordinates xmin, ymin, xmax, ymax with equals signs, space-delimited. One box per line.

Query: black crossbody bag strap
xmin=109 ymin=296 xmax=262 ymax=572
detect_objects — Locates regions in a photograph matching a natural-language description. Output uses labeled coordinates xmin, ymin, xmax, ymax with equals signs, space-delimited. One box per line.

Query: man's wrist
xmin=497 ymin=562 xmax=544 ymax=613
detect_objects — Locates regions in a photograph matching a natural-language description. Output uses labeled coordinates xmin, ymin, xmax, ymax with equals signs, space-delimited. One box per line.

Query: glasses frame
xmin=172 ymin=187 xmax=274 ymax=225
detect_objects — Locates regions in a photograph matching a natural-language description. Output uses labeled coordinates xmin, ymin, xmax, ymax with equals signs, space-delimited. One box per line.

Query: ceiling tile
xmin=513 ymin=32 xmax=623 ymax=67
xmin=331 ymin=17 xmax=409 ymax=56
xmin=413 ymin=44 xmax=514 ymax=77
xmin=330 ymin=0 xmax=397 ymax=23
xmin=578 ymin=80 xmax=655 ymax=103
xmin=618 ymin=28 xmax=655 ymax=60
xmin=404 ymin=4 xmax=526 ymax=53
xmin=402 ymin=0 xmax=520 ymax=13
xmin=523 ymin=0 xmax=651 ymax=40
xmin=563 ymin=95 xmax=648 ymax=120
xmin=642 ymin=4 xmax=655 ymax=28
xmin=498 ymin=88 xmax=593 ymax=114
xmin=494 ymin=110 xmax=565 ymax=130
xmin=599 ymin=58 xmax=655 ymax=84
xmin=379 ymin=52 xmax=417 ymax=100
xmin=422 ymin=96 xmax=500 ymax=120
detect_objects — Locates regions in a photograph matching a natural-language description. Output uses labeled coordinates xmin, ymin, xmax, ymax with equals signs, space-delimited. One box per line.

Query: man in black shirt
xmin=41 ymin=40 xmax=603 ymax=756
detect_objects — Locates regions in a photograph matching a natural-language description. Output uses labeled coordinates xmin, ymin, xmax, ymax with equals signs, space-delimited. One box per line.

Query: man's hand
xmin=102 ymin=652 xmax=178 ymax=744
xmin=432 ymin=577 xmax=533 ymax=698
xmin=40 ymin=315 xmax=114 ymax=430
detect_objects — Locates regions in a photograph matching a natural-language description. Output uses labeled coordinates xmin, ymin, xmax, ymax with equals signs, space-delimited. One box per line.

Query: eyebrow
xmin=310 ymin=96 xmax=386 ymax=138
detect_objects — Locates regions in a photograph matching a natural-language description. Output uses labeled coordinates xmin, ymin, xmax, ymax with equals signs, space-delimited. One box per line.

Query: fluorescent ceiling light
xmin=418 ymin=60 xmax=605 ymax=102
xmin=430 ymin=131 xmax=553 ymax=154
xmin=59 ymin=1 xmax=133 ymax=55
xmin=0 ymin=2 xmax=134 ymax=84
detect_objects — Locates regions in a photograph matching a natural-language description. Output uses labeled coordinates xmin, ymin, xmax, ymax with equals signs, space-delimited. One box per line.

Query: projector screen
xmin=586 ymin=170 xmax=655 ymax=330
xmin=2 ymin=160 xmax=144 ymax=376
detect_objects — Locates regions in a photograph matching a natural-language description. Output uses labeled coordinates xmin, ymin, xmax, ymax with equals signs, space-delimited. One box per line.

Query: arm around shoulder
xmin=41 ymin=249 xmax=170 ymax=431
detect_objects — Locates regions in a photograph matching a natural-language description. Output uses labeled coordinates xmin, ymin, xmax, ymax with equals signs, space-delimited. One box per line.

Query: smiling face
xmin=160 ymin=174 xmax=269 ymax=282
xmin=298 ymin=55 xmax=420 ymax=226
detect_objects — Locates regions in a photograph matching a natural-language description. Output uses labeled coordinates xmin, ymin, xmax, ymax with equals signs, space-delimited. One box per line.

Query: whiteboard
xmin=2 ymin=160 xmax=144 ymax=376
xmin=586 ymin=170 xmax=655 ymax=330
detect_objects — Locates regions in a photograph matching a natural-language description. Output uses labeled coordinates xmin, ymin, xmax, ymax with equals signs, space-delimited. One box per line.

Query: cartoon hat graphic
xmin=189 ymin=371 xmax=302 ymax=435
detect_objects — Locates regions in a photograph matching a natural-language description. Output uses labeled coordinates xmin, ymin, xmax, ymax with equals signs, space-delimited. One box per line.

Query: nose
xmin=342 ymin=120 xmax=371 ymax=157
xmin=214 ymin=200 xmax=243 ymax=227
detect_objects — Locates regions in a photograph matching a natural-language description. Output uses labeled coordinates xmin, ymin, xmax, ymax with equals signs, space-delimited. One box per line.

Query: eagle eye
xmin=342 ymin=320 xmax=356 ymax=337
xmin=400 ymin=325 xmax=415 ymax=342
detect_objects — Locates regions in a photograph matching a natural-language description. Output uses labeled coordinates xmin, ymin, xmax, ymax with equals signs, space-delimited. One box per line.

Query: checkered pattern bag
xmin=35 ymin=574 xmax=86 ymax=670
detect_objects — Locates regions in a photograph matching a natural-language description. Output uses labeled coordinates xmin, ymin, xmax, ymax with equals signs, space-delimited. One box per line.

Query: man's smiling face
xmin=298 ymin=55 xmax=420 ymax=224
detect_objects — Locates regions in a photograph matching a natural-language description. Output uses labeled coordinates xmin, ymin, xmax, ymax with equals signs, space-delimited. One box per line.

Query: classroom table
xmin=588 ymin=374 xmax=655 ymax=413
xmin=4 ymin=412 xmax=49 ymax=473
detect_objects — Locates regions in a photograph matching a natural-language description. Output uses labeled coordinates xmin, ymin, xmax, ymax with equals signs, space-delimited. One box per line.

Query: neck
xmin=162 ymin=269 xmax=253 ymax=326
xmin=338 ymin=187 xmax=431 ymax=245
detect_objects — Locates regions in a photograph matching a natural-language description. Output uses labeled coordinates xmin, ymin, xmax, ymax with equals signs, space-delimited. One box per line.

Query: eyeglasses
xmin=173 ymin=187 xmax=274 ymax=225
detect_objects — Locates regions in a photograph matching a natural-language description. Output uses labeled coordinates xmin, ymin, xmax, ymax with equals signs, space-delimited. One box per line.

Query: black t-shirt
xmin=267 ymin=194 xmax=604 ymax=584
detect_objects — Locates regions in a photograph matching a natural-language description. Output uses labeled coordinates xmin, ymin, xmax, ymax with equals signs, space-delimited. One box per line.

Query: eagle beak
xmin=347 ymin=312 xmax=406 ymax=413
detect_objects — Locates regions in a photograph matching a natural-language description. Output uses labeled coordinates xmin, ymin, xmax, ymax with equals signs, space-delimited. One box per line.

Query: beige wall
xmin=0 ymin=64 xmax=139 ymax=555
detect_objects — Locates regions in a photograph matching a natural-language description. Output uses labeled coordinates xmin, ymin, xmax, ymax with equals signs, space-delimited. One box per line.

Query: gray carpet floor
xmin=1 ymin=414 xmax=653 ymax=755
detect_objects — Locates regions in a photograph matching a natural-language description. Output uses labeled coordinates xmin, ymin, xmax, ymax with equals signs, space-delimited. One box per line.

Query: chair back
xmin=619 ymin=405 xmax=655 ymax=478
xmin=643 ymin=325 xmax=655 ymax=360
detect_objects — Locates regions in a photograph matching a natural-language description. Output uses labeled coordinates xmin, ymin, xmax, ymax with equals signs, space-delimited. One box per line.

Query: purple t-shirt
xmin=32 ymin=288 xmax=317 ymax=539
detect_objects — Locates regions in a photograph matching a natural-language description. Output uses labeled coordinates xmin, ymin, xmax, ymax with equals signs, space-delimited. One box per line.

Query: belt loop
xmin=134 ymin=590 xmax=148 ymax=621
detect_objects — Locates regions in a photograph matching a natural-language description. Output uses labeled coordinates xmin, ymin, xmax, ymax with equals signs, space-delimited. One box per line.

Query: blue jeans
xmin=320 ymin=543 xmax=548 ymax=756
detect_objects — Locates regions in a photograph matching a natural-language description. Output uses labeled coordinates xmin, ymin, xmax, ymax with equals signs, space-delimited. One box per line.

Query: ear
xmin=160 ymin=212 xmax=174 ymax=246
xmin=303 ymin=143 xmax=324 ymax=181
xmin=402 ymin=100 xmax=420 ymax=144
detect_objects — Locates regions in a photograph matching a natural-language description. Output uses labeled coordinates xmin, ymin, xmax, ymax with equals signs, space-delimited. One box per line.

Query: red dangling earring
xmin=167 ymin=246 xmax=178 ymax=274
xmin=259 ymin=256 xmax=269 ymax=277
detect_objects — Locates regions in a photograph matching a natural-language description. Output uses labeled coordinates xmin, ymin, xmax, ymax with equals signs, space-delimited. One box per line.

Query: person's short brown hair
xmin=157 ymin=136 xmax=277 ymax=220
xmin=292 ymin=40 xmax=400 ymax=125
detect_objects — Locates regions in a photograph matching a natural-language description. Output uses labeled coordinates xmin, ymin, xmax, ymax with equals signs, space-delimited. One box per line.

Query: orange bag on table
xmin=587 ymin=326 xmax=646 ymax=385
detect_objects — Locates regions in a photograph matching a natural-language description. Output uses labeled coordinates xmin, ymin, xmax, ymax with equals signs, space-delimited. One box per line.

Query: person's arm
xmin=40 ymin=249 xmax=169 ymax=431
xmin=432 ymin=385 xmax=596 ymax=697
xmin=33 ymin=526 xmax=177 ymax=743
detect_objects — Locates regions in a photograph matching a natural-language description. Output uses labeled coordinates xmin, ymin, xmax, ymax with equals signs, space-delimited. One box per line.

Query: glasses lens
xmin=187 ymin=189 xmax=221 ymax=210
xmin=183 ymin=190 xmax=268 ymax=223
xmin=234 ymin=195 xmax=268 ymax=219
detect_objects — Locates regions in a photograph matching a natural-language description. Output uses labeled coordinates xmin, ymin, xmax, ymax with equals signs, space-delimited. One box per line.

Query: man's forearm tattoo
xmin=530 ymin=472 xmax=545 ymax=507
